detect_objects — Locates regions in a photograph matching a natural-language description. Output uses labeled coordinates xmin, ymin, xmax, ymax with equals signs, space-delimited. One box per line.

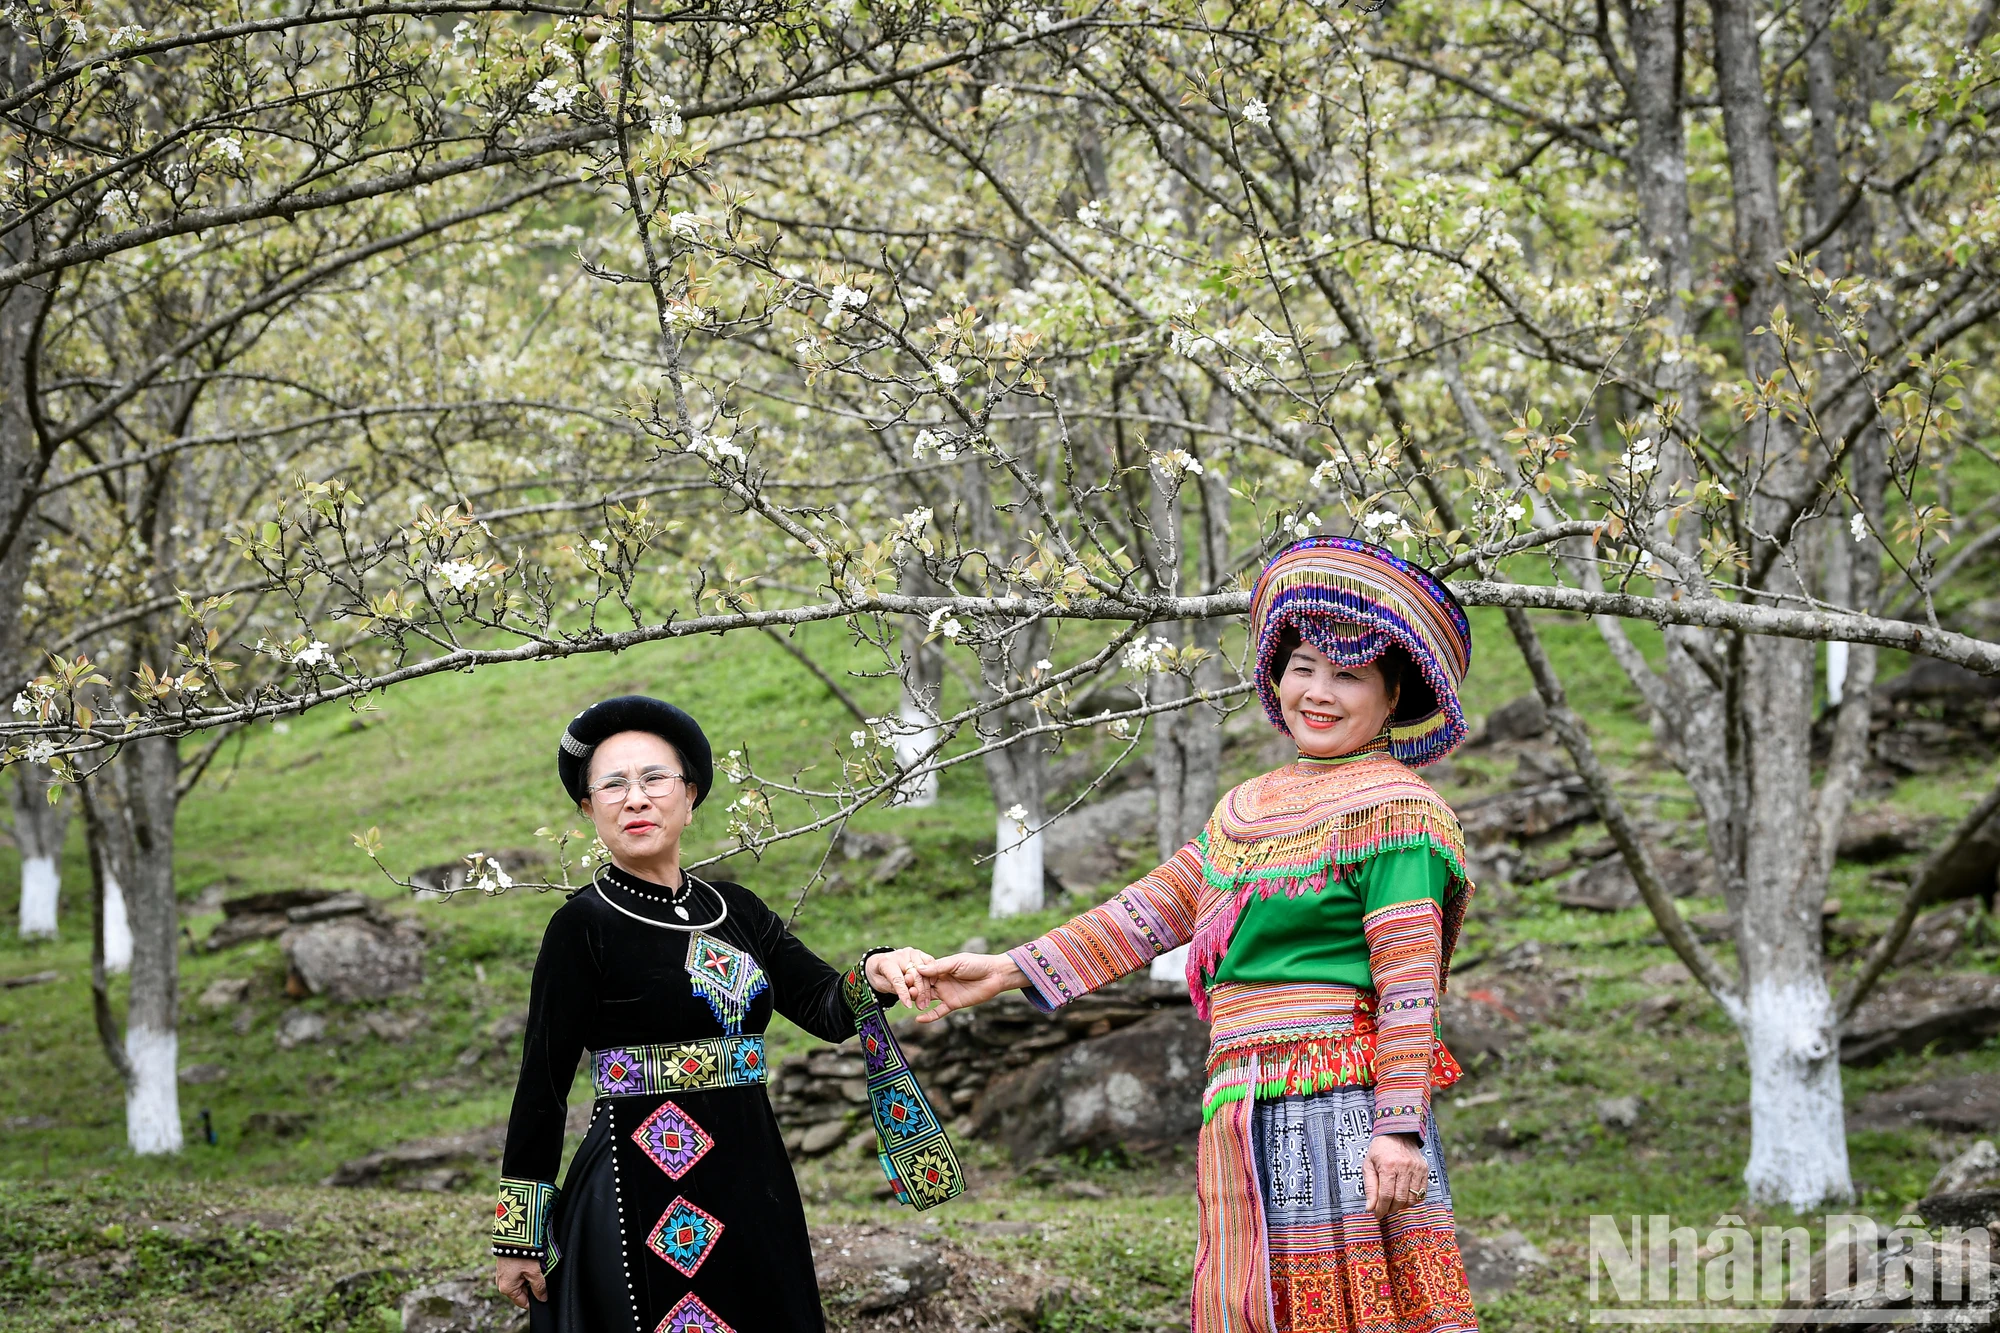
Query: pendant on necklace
xmin=674 ymin=905 xmax=689 ymax=920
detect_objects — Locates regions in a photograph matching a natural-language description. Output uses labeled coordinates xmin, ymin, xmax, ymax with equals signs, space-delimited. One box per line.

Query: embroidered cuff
xmin=1371 ymin=1101 xmax=1428 ymax=1140
xmin=491 ymin=1177 xmax=557 ymax=1257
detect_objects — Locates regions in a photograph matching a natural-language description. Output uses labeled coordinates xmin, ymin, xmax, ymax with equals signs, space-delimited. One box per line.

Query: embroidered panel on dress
xmin=645 ymin=1196 xmax=724 ymax=1278
xmin=630 ymin=1099 xmax=712 ymax=1180
xmin=684 ymin=932 xmax=769 ymax=1034
xmin=654 ymin=1291 xmax=734 ymax=1333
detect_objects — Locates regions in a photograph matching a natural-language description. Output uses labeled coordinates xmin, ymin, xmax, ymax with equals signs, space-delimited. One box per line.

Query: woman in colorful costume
xmin=491 ymin=696 xmax=959 ymax=1333
xmin=916 ymin=537 xmax=1481 ymax=1333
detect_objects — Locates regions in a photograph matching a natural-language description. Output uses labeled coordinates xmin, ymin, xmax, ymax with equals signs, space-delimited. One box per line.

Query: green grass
xmin=2 ymin=610 xmax=1991 ymax=1330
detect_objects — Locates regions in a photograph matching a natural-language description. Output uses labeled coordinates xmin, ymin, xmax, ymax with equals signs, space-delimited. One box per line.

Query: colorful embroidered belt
xmin=842 ymin=964 xmax=964 ymax=1211
xmin=588 ymin=1036 xmax=767 ymax=1097
xmin=1201 ymin=980 xmax=1460 ymax=1121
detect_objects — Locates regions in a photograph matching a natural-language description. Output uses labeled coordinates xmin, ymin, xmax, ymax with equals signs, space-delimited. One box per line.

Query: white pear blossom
xmin=1362 ymin=509 xmax=1400 ymax=532
xmin=926 ymin=607 xmax=963 ymax=640
xmin=1003 ymin=803 xmax=1027 ymax=824
xmin=1287 ymin=511 xmax=1322 ymax=540
xmin=931 ymin=361 xmax=961 ymax=388
xmin=1850 ymin=512 xmax=1869 ymax=543
xmin=1242 ymin=98 xmax=1271 ymax=128
xmin=23 ymin=736 xmax=56 ymax=764
xmin=1152 ymin=448 xmax=1204 ymax=481
xmin=11 ymin=692 xmax=32 ymax=716
xmin=107 ymin=24 xmax=148 ymax=47
xmin=850 ymin=730 xmax=868 ymax=748
xmin=668 ymin=212 xmax=705 ymax=239
xmin=1504 ymin=502 xmax=1527 ymax=523
xmin=292 ymin=641 xmax=333 ymax=669
xmin=528 ymin=79 xmax=583 ymax=114
xmin=1034 ymin=658 xmax=1053 ymax=672
xmin=1123 ymin=636 xmax=1175 ymax=674
xmin=1075 ymin=200 xmax=1103 ymax=229
xmin=1620 ymin=436 xmax=1659 ymax=475
xmin=437 ymin=559 xmax=488 ymax=591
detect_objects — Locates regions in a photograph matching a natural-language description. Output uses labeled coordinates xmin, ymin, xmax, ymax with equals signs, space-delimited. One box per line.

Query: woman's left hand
xmin=865 ymin=947 xmax=937 ymax=1010
xmin=1361 ymin=1132 xmax=1428 ymax=1219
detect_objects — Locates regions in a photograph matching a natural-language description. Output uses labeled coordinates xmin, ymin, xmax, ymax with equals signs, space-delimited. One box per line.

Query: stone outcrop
xmin=771 ymin=977 xmax=1194 ymax=1162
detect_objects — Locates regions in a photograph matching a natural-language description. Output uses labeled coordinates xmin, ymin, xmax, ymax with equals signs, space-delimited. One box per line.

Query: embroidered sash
xmin=842 ymin=965 xmax=964 ymax=1210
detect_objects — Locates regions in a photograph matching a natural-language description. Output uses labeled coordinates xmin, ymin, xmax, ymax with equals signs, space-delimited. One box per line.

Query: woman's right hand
xmin=912 ymin=953 xmax=1028 ymax=1022
xmin=495 ymin=1256 xmax=547 ymax=1309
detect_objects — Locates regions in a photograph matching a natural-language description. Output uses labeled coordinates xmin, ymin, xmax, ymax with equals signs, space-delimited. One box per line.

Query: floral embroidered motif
xmin=654 ymin=1292 xmax=733 ymax=1333
xmin=684 ymin=932 xmax=768 ymax=1034
xmin=645 ymin=1197 xmax=724 ymax=1278
xmin=727 ymin=1038 xmax=763 ymax=1083
xmin=663 ymin=1042 xmax=720 ymax=1088
xmin=631 ymin=1100 xmax=712 ymax=1180
xmin=595 ymin=1048 xmax=643 ymax=1095
xmin=871 ymin=1076 xmax=936 ymax=1142
xmin=855 ymin=1012 xmax=895 ymax=1076
xmin=491 ymin=1177 xmax=555 ymax=1253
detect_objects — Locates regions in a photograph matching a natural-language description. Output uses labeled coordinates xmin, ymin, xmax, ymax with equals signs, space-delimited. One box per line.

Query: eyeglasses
xmin=586 ymin=769 xmax=689 ymax=804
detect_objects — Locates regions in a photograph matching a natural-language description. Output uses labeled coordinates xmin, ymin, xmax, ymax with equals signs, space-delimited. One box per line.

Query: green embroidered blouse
xmin=1210 ymin=844 xmax=1450 ymax=989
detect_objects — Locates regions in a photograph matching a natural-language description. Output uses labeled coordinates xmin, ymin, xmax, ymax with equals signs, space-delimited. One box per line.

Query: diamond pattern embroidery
xmin=654 ymin=1291 xmax=733 ymax=1333
xmin=684 ymin=932 xmax=768 ymax=1034
xmin=596 ymin=1048 xmax=642 ymax=1095
xmin=645 ymin=1197 xmax=723 ymax=1278
xmin=871 ymin=1073 xmax=937 ymax=1142
xmin=855 ymin=1013 xmax=895 ymax=1076
xmin=631 ymin=1100 xmax=712 ymax=1180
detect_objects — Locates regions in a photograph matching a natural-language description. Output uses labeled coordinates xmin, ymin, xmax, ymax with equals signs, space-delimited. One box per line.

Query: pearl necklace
xmin=594 ymin=868 xmax=727 ymax=932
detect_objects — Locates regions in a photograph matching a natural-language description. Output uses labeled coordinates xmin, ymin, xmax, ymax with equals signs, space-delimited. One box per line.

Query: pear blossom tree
xmin=5 ymin=0 xmax=2000 ymax=1207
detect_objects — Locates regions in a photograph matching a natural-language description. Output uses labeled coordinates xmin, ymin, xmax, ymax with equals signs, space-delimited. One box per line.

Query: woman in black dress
xmin=491 ymin=696 xmax=942 ymax=1333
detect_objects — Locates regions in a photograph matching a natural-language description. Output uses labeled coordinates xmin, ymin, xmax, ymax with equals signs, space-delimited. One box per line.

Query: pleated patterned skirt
xmin=1191 ymin=984 xmax=1479 ymax=1333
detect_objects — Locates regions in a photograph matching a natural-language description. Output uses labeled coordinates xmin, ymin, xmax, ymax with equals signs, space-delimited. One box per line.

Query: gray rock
xmin=1556 ymin=847 xmax=1712 ymax=912
xmin=1041 ymin=786 xmax=1159 ymax=895
xmin=1456 ymin=1227 xmax=1549 ymax=1299
xmin=285 ymin=891 xmax=372 ymax=923
xmin=1851 ymin=1073 xmax=2000 ymax=1133
xmin=282 ymin=916 xmax=424 ymax=1002
xmin=1838 ymin=808 xmax=1941 ymax=863
xmin=1475 ymin=694 xmax=1550 ymax=745
xmin=222 ymin=888 xmax=342 ymax=917
xmin=275 ymin=1009 xmax=327 ymax=1049
xmin=813 ymin=1229 xmax=951 ymax=1313
xmin=178 ymin=1062 xmax=229 ymax=1085
xmin=871 ymin=844 xmax=917 ymax=883
xmin=324 ymin=1125 xmax=506 ymax=1188
xmin=1596 ymin=1095 xmax=1643 ymax=1131
xmin=1915 ymin=1189 xmax=2000 ymax=1231
xmin=401 ymin=1277 xmax=527 ymax=1333
xmin=1457 ymin=779 xmax=1596 ymax=847
xmin=798 ymin=1117 xmax=855 ymax=1156
xmin=973 ymin=1008 xmax=1207 ymax=1162
xmin=1842 ymin=973 xmax=2000 ymax=1066
xmin=1932 ymin=1141 xmax=2000 ymax=1196
xmin=197 ymin=977 xmax=250 ymax=1010
xmin=1782 ymin=1230 xmax=1999 ymax=1330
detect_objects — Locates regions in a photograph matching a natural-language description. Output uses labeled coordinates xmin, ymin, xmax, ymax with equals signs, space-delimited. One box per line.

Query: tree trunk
xmin=893 ymin=568 xmax=941 ymax=808
xmin=981 ymin=623 xmax=1050 ymax=919
xmin=10 ymin=766 xmax=70 ymax=938
xmin=119 ymin=737 xmax=183 ymax=1155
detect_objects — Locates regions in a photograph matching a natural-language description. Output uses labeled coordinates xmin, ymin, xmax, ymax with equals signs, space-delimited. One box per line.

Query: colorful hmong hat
xmin=1248 ymin=536 xmax=1472 ymax=767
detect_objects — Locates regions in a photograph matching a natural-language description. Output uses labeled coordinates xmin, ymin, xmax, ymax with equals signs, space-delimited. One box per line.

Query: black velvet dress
xmin=497 ymin=865 xmax=888 ymax=1333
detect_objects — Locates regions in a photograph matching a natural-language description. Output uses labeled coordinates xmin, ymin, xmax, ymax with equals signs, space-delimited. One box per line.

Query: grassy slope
xmin=1 ymin=610 xmax=1990 ymax=1331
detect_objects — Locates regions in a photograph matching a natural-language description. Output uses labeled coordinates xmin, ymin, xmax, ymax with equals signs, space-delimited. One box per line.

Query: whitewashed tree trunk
xmin=120 ymin=737 xmax=183 ymax=1155
xmin=18 ymin=854 xmax=58 ymax=937
xmin=990 ymin=813 xmax=1044 ymax=918
xmin=1741 ymin=976 xmax=1850 ymax=1208
xmin=10 ymin=766 xmax=71 ymax=939
xmin=102 ymin=875 xmax=132 ymax=974
xmin=892 ymin=696 xmax=940 ymax=808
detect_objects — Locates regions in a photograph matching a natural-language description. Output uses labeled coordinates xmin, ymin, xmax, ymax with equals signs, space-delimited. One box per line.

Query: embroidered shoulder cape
xmin=1011 ymin=751 xmax=1473 ymax=1022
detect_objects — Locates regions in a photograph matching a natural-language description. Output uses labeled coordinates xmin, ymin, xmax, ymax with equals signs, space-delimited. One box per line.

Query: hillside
xmin=2 ymin=615 xmax=1994 ymax=1331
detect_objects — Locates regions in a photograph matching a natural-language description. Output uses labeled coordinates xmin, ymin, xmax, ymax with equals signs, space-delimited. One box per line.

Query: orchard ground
xmin=1 ymin=612 xmax=1991 ymax=1331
